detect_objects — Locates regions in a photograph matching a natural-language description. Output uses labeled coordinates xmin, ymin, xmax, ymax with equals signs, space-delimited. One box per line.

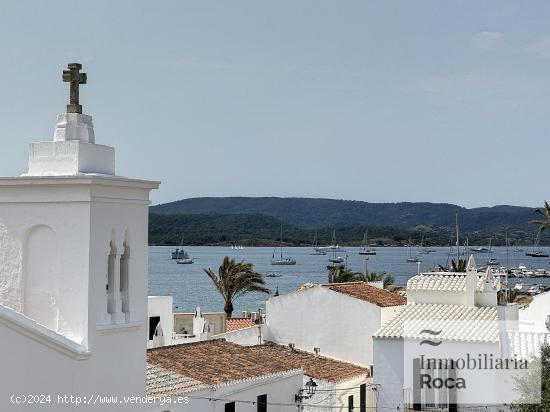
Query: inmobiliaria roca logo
xmin=403 ymin=320 xmax=536 ymax=406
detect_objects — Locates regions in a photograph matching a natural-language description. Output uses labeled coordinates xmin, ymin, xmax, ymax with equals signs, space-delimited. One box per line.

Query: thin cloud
xmin=470 ymin=31 xmax=504 ymax=51
xmin=524 ymin=34 xmax=550 ymax=59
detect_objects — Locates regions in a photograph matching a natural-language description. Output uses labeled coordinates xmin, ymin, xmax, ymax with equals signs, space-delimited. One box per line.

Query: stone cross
xmin=62 ymin=63 xmax=87 ymax=114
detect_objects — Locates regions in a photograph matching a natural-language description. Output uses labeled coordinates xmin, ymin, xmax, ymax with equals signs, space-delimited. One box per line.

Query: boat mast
xmin=455 ymin=213 xmax=459 ymax=263
xmin=280 ymin=223 xmax=283 ymax=259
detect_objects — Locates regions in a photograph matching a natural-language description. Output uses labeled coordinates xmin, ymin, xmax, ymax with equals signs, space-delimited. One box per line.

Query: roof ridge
xmin=146 ymin=338 xmax=227 ymax=352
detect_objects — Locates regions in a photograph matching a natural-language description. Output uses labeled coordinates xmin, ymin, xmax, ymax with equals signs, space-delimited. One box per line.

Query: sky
xmin=0 ymin=1 xmax=549 ymax=208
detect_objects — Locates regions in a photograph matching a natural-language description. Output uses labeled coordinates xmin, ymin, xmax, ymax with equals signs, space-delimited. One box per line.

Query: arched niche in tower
xmin=120 ymin=237 xmax=130 ymax=317
xmin=106 ymin=240 xmax=117 ymax=315
xmin=23 ymin=225 xmax=59 ymax=331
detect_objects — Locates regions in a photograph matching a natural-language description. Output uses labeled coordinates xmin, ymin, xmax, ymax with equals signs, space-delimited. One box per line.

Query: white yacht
xmin=271 ymin=224 xmax=296 ymax=266
xmin=359 ymin=231 xmax=376 ymax=255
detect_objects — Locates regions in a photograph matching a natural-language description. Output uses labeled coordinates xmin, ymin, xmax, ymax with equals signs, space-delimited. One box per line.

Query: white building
xmin=264 ymin=281 xmax=406 ymax=368
xmin=0 ymin=63 xmax=161 ymax=411
xmin=519 ymin=290 xmax=550 ymax=332
xmin=146 ymin=339 xmax=371 ymax=412
xmin=147 ymin=296 xmax=221 ymax=348
xmin=373 ymin=259 xmax=549 ymax=411
xmin=2 ymin=64 xmax=359 ymax=412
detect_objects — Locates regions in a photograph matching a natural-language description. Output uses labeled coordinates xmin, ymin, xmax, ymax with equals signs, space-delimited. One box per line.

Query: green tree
xmin=513 ymin=343 xmax=549 ymax=411
xmin=328 ymin=267 xmax=366 ymax=284
xmin=204 ymin=256 xmax=269 ymax=317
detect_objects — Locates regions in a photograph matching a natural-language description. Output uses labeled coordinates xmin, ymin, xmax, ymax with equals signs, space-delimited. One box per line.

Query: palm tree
xmin=529 ymin=201 xmax=550 ymax=233
xmin=452 ymin=259 xmax=467 ymax=272
xmin=328 ymin=267 xmax=366 ymax=283
xmin=438 ymin=259 xmax=467 ymax=272
xmin=204 ymin=256 xmax=269 ymax=318
xmin=366 ymin=272 xmax=395 ymax=288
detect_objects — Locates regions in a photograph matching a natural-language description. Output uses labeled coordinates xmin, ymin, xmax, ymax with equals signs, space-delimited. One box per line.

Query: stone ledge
xmin=0 ymin=303 xmax=90 ymax=360
xmin=96 ymin=321 xmax=143 ymax=334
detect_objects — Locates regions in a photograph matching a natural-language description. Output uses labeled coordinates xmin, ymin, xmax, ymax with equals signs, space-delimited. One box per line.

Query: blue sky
xmin=1 ymin=1 xmax=549 ymax=208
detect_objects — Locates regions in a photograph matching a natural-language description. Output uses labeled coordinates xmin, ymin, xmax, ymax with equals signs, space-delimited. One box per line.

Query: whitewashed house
xmin=0 ymin=63 xmax=159 ymax=410
xmin=248 ymin=342 xmax=372 ymax=412
xmin=373 ymin=259 xmax=548 ymax=411
xmin=264 ymin=281 xmax=406 ymax=368
xmin=146 ymin=339 xmax=371 ymax=412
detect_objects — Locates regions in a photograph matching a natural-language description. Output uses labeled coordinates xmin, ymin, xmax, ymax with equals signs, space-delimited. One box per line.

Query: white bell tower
xmin=0 ymin=63 xmax=159 ymax=405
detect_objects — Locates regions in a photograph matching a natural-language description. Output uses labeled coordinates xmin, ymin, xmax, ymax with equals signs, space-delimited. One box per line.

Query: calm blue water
xmin=148 ymin=246 xmax=550 ymax=313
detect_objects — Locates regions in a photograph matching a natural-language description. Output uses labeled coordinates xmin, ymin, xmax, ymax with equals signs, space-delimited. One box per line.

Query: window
xmin=348 ymin=395 xmax=354 ymax=411
xmin=359 ymin=384 xmax=366 ymax=412
xmin=120 ymin=242 xmax=130 ymax=315
xmin=225 ymin=402 xmax=235 ymax=412
xmin=257 ymin=394 xmax=267 ymax=412
xmin=107 ymin=241 xmax=116 ymax=315
xmin=149 ymin=316 xmax=161 ymax=340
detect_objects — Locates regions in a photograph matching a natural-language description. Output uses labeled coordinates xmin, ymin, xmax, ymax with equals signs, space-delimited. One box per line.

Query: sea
xmin=148 ymin=246 xmax=550 ymax=314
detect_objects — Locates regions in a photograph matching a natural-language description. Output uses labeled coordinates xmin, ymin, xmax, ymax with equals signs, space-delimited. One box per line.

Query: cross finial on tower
xmin=62 ymin=63 xmax=87 ymax=114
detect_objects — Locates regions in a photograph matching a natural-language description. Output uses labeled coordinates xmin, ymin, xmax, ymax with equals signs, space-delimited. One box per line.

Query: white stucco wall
xmin=373 ymin=337 xmax=521 ymax=410
xmin=302 ymin=375 xmax=372 ymax=412
xmin=214 ymin=324 xmax=264 ymax=346
xmin=150 ymin=372 xmax=303 ymax=412
xmin=147 ymin=296 xmax=174 ymax=348
xmin=519 ymin=291 xmax=550 ymax=332
xmin=407 ymin=290 xmax=468 ymax=306
xmin=373 ymin=338 xmax=404 ymax=411
xmin=265 ymin=286 xmax=383 ymax=367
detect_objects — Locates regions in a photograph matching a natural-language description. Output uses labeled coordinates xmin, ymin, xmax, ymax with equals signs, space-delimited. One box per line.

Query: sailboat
xmin=417 ymin=235 xmax=435 ymax=254
xmin=459 ymin=238 xmax=470 ymax=256
xmin=485 ymin=238 xmax=499 ymax=266
xmin=526 ymin=232 xmax=549 ymax=257
xmin=317 ymin=229 xmax=346 ymax=252
xmin=310 ymin=231 xmax=327 ymax=255
xmin=327 ymin=250 xmax=346 ymax=270
xmin=271 ymin=224 xmax=296 ymax=265
xmin=406 ymin=236 xmax=422 ymax=263
xmin=359 ymin=231 xmax=376 ymax=255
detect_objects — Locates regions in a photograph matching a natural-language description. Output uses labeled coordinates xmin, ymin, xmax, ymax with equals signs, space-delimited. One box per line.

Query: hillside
xmin=151 ymin=197 xmax=536 ymax=231
xmin=149 ymin=198 xmax=548 ymax=246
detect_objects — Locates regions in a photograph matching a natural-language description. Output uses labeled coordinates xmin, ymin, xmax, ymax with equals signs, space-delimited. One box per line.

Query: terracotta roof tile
xmin=249 ymin=342 xmax=369 ymax=384
xmin=323 ymin=282 xmax=406 ymax=307
xmin=226 ymin=317 xmax=256 ymax=332
xmin=147 ymin=364 xmax=208 ymax=395
xmin=147 ymin=340 xmax=299 ymax=393
xmin=146 ymin=339 xmax=369 ymax=395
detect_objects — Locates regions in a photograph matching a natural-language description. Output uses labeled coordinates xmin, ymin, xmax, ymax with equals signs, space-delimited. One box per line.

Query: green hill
xmin=149 ymin=197 xmax=549 ymax=246
xmin=151 ymin=197 xmax=536 ymax=231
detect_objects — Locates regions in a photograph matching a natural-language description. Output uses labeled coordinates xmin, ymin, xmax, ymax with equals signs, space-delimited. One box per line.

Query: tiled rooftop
xmin=249 ymin=342 xmax=369 ymax=384
xmin=147 ymin=364 xmax=208 ymax=396
xmin=504 ymin=331 xmax=550 ymax=360
xmin=408 ymin=274 xmax=471 ymax=292
xmin=226 ymin=317 xmax=256 ymax=332
xmin=323 ymin=282 xmax=406 ymax=307
xmin=408 ymin=272 xmax=498 ymax=293
xmin=146 ymin=339 xmax=369 ymax=395
xmin=147 ymin=340 xmax=301 ymax=395
xmin=374 ymin=303 xmax=499 ymax=343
